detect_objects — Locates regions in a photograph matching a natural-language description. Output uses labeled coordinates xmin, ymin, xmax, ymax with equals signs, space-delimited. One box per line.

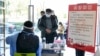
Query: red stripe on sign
xmin=69 ymin=3 xmax=97 ymax=11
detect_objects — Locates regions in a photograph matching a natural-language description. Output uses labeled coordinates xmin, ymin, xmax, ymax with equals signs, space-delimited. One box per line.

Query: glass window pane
xmin=0 ymin=1 xmax=4 ymax=7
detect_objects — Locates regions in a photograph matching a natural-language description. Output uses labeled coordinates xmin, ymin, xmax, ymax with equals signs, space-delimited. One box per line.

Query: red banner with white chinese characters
xmin=67 ymin=3 xmax=97 ymax=53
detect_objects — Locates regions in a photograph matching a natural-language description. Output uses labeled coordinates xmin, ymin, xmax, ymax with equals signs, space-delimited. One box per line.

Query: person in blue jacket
xmin=6 ymin=21 xmax=42 ymax=56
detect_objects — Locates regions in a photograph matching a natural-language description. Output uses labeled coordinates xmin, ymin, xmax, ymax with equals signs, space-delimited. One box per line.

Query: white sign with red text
xmin=67 ymin=3 xmax=97 ymax=53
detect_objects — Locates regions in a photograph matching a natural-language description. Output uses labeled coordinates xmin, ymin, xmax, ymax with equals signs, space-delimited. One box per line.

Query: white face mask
xmin=46 ymin=14 xmax=51 ymax=17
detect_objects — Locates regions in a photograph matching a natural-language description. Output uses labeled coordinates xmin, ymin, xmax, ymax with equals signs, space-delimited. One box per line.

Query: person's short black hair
xmin=59 ymin=22 xmax=63 ymax=25
xmin=41 ymin=11 xmax=45 ymax=14
xmin=24 ymin=21 xmax=33 ymax=28
xmin=46 ymin=8 xmax=52 ymax=13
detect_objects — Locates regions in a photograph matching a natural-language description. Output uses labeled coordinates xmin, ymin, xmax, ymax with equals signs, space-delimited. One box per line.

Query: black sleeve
xmin=37 ymin=19 xmax=40 ymax=30
xmin=51 ymin=16 xmax=58 ymax=32
xmin=38 ymin=16 xmax=46 ymax=31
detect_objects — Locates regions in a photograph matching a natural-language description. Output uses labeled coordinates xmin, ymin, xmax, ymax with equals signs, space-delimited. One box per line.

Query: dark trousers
xmin=56 ymin=33 xmax=63 ymax=40
xmin=76 ymin=49 xmax=85 ymax=56
xmin=45 ymin=33 xmax=55 ymax=43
